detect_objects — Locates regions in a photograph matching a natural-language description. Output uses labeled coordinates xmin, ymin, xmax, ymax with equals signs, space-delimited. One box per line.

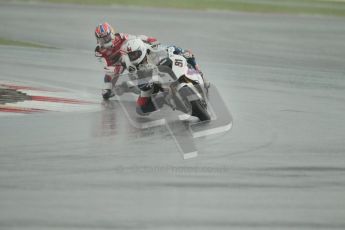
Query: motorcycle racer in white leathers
xmin=120 ymin=38 xmax=208 ymax=115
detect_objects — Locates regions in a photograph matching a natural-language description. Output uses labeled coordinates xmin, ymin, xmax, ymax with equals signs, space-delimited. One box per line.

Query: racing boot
xmin=102 ymin=74 xmax=115 ymax=100
xmin=102 ymin=89 xmax=114 ymax=100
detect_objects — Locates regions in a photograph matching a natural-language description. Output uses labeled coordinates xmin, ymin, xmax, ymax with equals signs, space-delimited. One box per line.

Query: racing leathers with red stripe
xmin=95 ymin=33 xmax=157 ymax=99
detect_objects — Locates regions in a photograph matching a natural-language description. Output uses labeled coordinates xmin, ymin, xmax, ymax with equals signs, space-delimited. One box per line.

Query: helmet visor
xmin=128 ymin=50 xmax=142 ymax=62
xmin=97 ymin=33 xmax=112 ymax=46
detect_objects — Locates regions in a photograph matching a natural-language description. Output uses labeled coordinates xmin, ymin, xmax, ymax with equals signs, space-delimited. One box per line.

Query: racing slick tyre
xmin=191 ymin=99 xmax=210 ymax=121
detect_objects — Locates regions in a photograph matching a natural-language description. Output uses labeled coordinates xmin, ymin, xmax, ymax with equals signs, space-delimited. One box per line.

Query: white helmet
xmin=123 ymin=38 xmax=148 ymax=65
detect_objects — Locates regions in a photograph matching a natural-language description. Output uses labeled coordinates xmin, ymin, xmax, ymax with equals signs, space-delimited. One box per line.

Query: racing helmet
xmin=95 ymin=22 xmax=115 ymax=48
xmin=123 ymin=38 xmax=148 ymax=65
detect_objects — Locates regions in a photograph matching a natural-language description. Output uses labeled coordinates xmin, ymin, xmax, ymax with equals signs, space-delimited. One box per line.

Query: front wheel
xmin=190 ymin=99 xmax=210 ymax=121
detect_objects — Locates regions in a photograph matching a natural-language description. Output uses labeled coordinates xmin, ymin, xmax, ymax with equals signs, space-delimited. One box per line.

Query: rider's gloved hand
xmin=128 ymin=65 xmax=136 ymax=73
xmin=182 ymin=50 xmax=193 ymax=59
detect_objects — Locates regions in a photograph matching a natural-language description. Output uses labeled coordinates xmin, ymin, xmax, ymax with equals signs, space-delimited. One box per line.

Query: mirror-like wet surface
xmin=1 ymin=2 xmax=345 ymax=229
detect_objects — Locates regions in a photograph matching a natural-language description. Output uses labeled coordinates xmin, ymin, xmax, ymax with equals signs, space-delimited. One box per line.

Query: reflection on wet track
xmin=1 ymin=2 xmax=345 ymax=229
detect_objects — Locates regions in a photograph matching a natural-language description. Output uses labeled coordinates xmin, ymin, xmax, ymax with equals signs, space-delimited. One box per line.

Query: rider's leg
xmin=136 ymin=86 xmax=156 ymax=115
xmin=135 ymin=82 xmax=168 ymax=115
xmin=102 ymin=74 xmax=116 ymax=99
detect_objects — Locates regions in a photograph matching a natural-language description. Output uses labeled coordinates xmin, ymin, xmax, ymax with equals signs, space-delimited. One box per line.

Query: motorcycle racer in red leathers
xmin=94 ymin=22 xmax=157 ymax=99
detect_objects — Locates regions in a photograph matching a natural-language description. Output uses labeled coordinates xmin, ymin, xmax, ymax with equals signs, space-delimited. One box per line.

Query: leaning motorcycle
xmin=130 ymin=46 xmax=211 ymax=121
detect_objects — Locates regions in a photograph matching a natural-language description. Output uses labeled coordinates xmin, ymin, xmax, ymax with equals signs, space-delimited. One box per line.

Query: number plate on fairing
xmin=170 ymin=55 xmax=188 ymax=78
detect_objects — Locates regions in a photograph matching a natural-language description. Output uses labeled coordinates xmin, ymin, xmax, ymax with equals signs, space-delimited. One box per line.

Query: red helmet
xmin=95 ymin=22 xmax=115 ymax=48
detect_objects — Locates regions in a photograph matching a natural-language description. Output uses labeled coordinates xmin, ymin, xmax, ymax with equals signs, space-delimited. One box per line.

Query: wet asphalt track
xmin=1 ymin=2 xmax=345 ymax=229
